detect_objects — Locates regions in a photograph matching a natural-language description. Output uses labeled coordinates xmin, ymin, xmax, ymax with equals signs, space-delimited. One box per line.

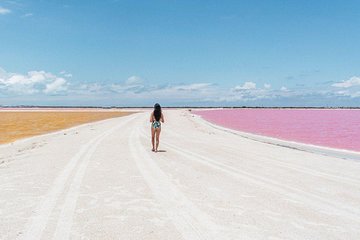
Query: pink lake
xmin=194 ymin=109 xmax=360 ymax=152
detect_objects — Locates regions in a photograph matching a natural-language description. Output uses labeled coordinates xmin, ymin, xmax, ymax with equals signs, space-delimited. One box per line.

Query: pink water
xmin=194 ymin=109 xmax=360 ymax=152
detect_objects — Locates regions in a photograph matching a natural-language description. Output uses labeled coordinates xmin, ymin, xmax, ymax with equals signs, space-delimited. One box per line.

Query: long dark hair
xmin=153 ymin=103 xmax=161 ymax=121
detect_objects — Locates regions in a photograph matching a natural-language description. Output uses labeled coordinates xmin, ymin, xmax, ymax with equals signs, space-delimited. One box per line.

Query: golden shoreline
xmin=0 ymin=110 xmax=132 ymax=144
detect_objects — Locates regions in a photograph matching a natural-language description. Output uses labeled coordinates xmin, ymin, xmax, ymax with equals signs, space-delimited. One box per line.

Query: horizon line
xmin=1 ymin=105 xmax=360 ymax=109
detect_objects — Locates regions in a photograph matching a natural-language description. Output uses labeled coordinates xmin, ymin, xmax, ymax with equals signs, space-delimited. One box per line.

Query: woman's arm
xmin=150 ymin=112 xmax=154 ymax=122
xmin=161 ymin=113 xmax=164 ymax=123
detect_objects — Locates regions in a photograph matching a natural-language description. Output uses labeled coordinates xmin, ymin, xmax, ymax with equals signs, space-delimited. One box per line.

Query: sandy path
xmin=0 ymin=109 xmax=360 ymax=239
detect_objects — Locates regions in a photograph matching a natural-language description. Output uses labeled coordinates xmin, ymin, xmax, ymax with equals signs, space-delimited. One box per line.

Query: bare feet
xmin=152 ymin=149 xmax=155 ymax=152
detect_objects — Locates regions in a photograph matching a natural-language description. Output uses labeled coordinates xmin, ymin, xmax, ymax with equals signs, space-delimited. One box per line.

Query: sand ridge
xmin=0 ymin=109 xmax=360 ymax=239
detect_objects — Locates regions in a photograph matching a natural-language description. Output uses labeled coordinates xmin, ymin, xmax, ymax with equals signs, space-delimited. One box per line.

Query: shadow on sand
xmin=152 ymin=149 xmax=167 ymax=153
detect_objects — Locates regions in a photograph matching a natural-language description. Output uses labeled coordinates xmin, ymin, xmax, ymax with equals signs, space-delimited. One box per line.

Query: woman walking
xmin=150 ymin=103 xmax=164 ymax=152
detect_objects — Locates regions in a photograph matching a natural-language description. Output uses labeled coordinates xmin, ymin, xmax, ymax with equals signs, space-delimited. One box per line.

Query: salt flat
xmin=1 ymin=109 xmax=360 ymax=239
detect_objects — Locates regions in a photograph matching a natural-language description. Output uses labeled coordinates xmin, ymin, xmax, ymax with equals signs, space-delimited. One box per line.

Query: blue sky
xmin=0 ymin=0 xmax=359 ymax=107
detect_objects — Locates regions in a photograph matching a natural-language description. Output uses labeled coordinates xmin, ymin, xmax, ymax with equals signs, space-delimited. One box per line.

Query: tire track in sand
xmin=130 ymin=124 xmax=221 ymax=240
xmin=52 ymin=115 xmax=136 ymax=240
xmin=159 ymin=139 xmax=360 ymax=223
xmin=21 ymin=115 xmax=136 ymax=240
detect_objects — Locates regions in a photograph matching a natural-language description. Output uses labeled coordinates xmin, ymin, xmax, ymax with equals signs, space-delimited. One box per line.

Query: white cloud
xmin=233 ymin=82 xmax=256 ymax=91
xmin=60 ymin=71 xmax=73 ymax=78
xmin=280 ymin=86 xmax=288 ymax=91
xmin=44 ymin=78 xmax=67 ymax=94
xmin=126 ymin=75 xmax=142 ymax=85
xmin=0 ymin=7 xmax=11 ymax=15
xmin=332 ymin=76 xmax=360 ymax=88
xmin=220 ymin=82 xmax=276 ymax=102
xmin=0 ymin=68 xmax=69 ymax=95
xmin=3 ymin=70 xmax=360 ymax=105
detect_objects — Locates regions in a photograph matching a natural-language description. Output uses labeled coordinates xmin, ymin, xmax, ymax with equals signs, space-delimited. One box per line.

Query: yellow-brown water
xmin=0 ymin=110 xmax=132 ymax=144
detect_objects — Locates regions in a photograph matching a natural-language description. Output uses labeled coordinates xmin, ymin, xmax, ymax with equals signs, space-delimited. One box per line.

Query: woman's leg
xmin=155 ymin=128 xmax=161 ymax=152
xmin=151 ymin=127 xmax=155 ymax=151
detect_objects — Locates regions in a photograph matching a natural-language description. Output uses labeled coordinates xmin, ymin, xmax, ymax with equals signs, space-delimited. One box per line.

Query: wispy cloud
xmin=22 ymin=13 xmax=33 ymax=18
xmin=332 ymin=76 xmax=360 ymax=88
xmin=59 ymin=71 xmax=73 ymax=78
xmin=110 ymin=75 xmax=145 ymax=94
xmin=0 ymin=6 xmax=11 ymax=15
xmin=148 ymin=83 xmax=215 ymax=100
xmin=171 ymin=83 xmax=213 ymax=92
xmin=109 ymin=76 xmax=213 ymax=98
xmin=78 ymin=83 xmax=104 ymax=94
xmin=331 ymin=76 xmax=360 ymax=98
xmin=125 ymin=75 xmax=142 ymax=85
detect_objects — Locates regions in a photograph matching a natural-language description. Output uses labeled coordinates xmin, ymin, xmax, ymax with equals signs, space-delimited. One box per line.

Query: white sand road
xmin=1 ymin=109 xmax=360 ymax=239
